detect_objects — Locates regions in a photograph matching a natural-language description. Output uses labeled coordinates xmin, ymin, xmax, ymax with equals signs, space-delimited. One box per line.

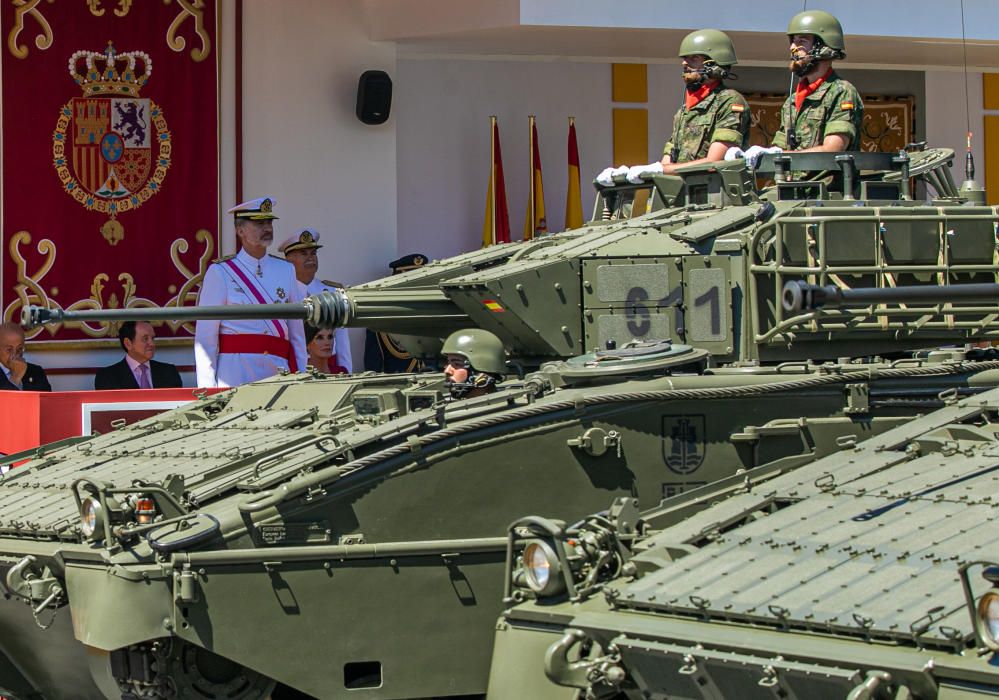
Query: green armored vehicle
xmin=489 ymin=379 xmax=999 ymax=700
xmin=2 ymin=151 xmax=999 ymax=699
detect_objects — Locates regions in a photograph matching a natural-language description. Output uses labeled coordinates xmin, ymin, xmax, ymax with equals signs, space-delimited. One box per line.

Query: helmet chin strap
xmin=682 ymin=61 xmax=731 ymax=87
xmin=791 ymin=41 xmax=843 ymax=77
xmin=446 ymin=371 xmax=497 ymax=398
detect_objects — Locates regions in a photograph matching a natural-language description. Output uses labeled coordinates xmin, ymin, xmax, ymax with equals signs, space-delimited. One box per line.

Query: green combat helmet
xmin=787 ymin=9 xmax=846 ymax=57
xmin=678 ymin=29 xmax=737 ymax=82
xmin=442 ymin=327 xmax=507 ymax=397
xmin=678 ymin=28 xmax=738 ymax=67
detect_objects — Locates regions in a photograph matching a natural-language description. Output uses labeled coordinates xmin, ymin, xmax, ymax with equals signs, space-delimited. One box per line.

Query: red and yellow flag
xmin=523 ymin=115 xmax=547 ymax=240
xmin=482 ymin=116 xmax=511 ymax=246
xmin=565 ymin=117 xmax=583 ymax=230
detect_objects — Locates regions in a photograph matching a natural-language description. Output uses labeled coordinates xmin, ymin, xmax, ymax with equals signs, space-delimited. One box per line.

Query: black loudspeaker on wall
xmin=356 ymin=70 xmax=392 ymax=125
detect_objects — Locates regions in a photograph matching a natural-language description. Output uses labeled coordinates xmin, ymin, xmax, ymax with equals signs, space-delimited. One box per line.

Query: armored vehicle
xmin=3 ymin=151 xmax=999 ymax=699
xmin=489 ymin=381 xmax=999 ymax=700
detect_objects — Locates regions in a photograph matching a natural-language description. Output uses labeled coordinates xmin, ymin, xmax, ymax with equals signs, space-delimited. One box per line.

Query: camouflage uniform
xmin=663 ymin=84 xmax=750 ymax=163
xmin=773 ymin=72 xmax=863 ymax=151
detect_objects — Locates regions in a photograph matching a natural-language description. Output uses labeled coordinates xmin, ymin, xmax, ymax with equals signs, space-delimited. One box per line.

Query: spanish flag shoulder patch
xmin=840 ymin=101 xmax=855 ymax=110
xmin=731 ymin=103 xmax=745 ymax=112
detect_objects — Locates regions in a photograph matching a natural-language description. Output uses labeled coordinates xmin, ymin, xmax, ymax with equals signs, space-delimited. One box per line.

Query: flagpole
xmin=528 ymin=115 xmax=536 ymax=240
xmin=490 ymin=115 xmax=496 ymax=246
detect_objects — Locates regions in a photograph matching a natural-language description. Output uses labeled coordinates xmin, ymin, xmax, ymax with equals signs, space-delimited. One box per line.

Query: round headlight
xmin=523 ymin=540 xmax=565 ymax=597
xmin=979 ymin=592 xmax=999 ymax=648
xmin=80 ymin=497 xmax=103 ymax=540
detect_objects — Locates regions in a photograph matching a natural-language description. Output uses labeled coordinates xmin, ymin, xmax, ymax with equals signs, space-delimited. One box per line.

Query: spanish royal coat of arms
xmin=52 ymin=41 xmax=171 ymax=245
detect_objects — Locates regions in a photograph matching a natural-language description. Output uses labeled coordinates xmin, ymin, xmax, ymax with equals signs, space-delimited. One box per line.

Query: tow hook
xmin=5 ymin=555 xmax=65 ymax=629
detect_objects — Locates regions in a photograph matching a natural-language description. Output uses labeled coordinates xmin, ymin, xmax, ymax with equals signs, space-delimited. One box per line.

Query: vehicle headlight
xmin=979 ymin=591 xmax=999 ymax=648
xmin=523 ymin=540 xmax=566 ymax=597
xmin=80 ymin=497 xmax=104 ymax=540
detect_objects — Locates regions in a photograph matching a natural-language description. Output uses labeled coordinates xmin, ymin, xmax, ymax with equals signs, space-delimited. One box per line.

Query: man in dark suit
xmin=0 ymin=322 xmax=50 ymax=391
xmin=94 ymin=321 xmax=183 ymax=390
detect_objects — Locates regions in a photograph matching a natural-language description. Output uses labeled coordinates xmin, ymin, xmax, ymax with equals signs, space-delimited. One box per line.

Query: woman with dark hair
xmin=305 ymin=325 xmax=347 ymax=375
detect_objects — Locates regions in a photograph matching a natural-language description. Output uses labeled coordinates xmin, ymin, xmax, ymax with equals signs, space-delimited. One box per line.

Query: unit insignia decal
xmin=662 ymin=414 xmax=706 ymax=475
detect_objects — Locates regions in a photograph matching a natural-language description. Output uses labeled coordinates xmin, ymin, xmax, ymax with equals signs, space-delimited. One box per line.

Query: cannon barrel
xmin=21 ymin=287 xmax=470 ymax=336
xmin=783 ymin=281 xmax=999 ymax=314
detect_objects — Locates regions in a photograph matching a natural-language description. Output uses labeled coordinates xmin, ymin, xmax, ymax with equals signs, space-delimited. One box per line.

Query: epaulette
xmin=269 ymin=254 xmax=288 ymax=262
xmin=212 ymin=254 xmax=236 ymax=264
xmin=321 ymin=279 xmax=345 ymax=289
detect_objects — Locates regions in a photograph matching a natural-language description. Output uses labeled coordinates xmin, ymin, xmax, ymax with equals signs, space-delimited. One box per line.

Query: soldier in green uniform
xmin=596 ymin=29 xmax=749 ymax=185
xmin=773 ymin=10 xmax=863 ymax=154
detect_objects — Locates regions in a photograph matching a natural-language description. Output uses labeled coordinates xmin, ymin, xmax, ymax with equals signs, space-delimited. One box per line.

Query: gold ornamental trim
xmin=7 ymin=0 xmax=212 ymax=61
xmin=3 ymin=228 xmax=214 ymax=340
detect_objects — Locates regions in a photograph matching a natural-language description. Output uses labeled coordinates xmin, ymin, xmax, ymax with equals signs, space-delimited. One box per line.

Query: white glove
xmin=596 ymin=165 xmax=630 ymax=186
xmin=724 ymin=146 xmax=745 ymax=161
xmin=626 ymin=162 xmax=664 ymax=184
xmin=745 ymin=145 xmax=782 ymax=170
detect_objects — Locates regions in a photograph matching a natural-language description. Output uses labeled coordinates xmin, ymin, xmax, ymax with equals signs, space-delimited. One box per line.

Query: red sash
xmin=219 ymin=334 xmax=298 ymax=372
xmin=222 ymin=259 xmax=288 ymax=340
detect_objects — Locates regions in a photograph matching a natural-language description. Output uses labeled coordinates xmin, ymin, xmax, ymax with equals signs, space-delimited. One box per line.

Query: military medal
xmin=276 ymin=287 xmax=286 ymax=300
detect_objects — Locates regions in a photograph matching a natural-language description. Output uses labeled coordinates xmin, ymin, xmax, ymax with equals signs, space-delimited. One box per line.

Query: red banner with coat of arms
xmin=1 ymin=0 xmax=218 ymax=345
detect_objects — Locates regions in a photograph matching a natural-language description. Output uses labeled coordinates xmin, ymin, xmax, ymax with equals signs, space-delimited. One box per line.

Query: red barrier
xmin=0 ymin=388 xmax=221 ymax=456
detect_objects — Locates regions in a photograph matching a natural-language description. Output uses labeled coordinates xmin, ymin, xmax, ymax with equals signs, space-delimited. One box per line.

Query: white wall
xmin=396 ymin=58 xmax=612 ymax=257
xmin=925 ymin=70 xmax=986 ymax=187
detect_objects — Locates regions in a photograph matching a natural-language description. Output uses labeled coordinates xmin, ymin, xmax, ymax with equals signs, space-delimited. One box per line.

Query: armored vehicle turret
xmin=2 ymin=151 xmax=999 ymax=699
xmin=23 ymin=148 xmax=999 ymax=367
xmin=489 ymin=382 xmax=999 ymax=700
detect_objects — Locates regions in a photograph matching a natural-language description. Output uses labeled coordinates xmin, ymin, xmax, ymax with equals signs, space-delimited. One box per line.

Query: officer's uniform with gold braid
xmin=194 ymin=198 xmax=307 ymax=388
xmin=364 ymin=253 xmax=427 ymax=373
xmin=280 ymin=228 xmax=353 ymax=373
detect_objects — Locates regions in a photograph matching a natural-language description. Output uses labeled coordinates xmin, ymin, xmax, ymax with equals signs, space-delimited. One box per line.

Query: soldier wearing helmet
xmin=597 ymin=29 xmax=749 ymax=185
xmin=441 ymin=329 xmax=507 ymax=399
xmin=773 ymin=10 xmax=863 ymax=154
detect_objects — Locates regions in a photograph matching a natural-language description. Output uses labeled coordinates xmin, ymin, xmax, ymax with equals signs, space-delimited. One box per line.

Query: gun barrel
xmin=21 ymin=287 xmax=470 ymax=336
xmin=782 ymin=281 xmax=999 ymax=313
xmin=343 ymin=288 xmax=470 ymax=336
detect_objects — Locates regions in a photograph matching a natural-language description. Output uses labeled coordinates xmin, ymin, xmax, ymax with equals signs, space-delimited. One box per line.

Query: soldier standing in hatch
xmin=597 ymin=29 xmax=750 ymax=185
xmin=773 ymin=10 xmax=863 ymax=154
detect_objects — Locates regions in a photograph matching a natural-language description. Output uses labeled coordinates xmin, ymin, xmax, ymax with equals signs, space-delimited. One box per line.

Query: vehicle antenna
xmin=958 ymin=0 xmax=984 ymax=201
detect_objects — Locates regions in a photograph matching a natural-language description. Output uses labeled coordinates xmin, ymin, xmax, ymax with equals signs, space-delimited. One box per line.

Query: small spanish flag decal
xmin=483 ymin=300 xmax=505 ymax=312
xmin=731 ymin=103 xmax=745 ymax=112
xmin=840 ymin=101 xmax=854 ymax=110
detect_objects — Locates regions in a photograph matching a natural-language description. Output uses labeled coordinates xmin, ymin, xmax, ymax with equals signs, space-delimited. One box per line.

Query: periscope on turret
xmin=3 ymin=147 xmax=999 ymax=699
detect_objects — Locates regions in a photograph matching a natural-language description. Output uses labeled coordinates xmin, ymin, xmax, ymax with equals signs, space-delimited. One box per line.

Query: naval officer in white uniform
xmin=194 ymin=197 xmax=308 ymax=388
xmin=279 ymin=228 xmax=353 ymax=373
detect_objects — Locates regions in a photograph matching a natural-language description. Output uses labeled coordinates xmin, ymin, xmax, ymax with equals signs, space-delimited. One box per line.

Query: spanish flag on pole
xmin=565 ymin=117 xmax=584 ymax=230
xmin=523 ymin=115 xmax=547 ymax=240
xmin=482 ymin=116 xmax=511 ymax=247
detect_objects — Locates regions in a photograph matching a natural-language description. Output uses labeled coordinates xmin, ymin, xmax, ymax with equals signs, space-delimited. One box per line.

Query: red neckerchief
xmin=794 ymin=67 xmax=833 ymax=111
xmin=685 ymin=80 xmax=720 ymax=109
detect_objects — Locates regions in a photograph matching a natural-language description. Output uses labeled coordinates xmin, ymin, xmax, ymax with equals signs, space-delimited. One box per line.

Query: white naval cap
xmin=279 ymin=228 xmax=322 ymax=255
xmin=228 ymin=196 xmax=278 ymax=221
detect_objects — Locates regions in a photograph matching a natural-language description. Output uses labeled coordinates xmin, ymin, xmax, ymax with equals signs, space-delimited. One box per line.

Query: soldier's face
xmin=236 ymin=220 xmax=274 ymax=251
xmin=682 ymin=55 xmax=706 ymax=71
xmin=681 ymin=54 xmax=708 ymax=84
xmin=789 ymin=34 xmax=815 ymax=58
xmin=443 ymin=354 xmax=470 ymax=384
xmin=287 ymin=248 xmax=319 ymax=281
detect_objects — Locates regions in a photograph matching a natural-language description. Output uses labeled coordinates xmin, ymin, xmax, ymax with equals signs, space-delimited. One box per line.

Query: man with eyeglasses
xmin=0 ymin=322 xmax=50 ymax=391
